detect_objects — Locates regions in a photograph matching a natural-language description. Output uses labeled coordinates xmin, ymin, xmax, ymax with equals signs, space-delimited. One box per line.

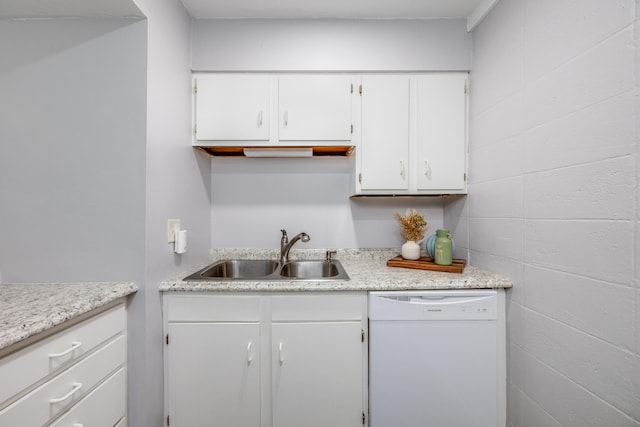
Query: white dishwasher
xmin=368 ymin=290 xmax=501 ymax=427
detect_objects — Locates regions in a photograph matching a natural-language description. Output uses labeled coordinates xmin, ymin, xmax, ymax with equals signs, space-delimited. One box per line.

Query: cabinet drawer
xmin=0 ymin=304 xmax=125 ymax=406
xmin=49 ymin=367 xmax=126 ymax=427
xmin=166 ymin=294 xmax=261 ymax=322
xmin=0 ymin=335 xmax=126 ymax=426
xmin=271 ymin=294 xmax=365 ymax=321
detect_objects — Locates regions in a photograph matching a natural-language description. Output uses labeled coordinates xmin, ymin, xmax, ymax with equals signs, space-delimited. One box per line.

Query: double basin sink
xmin=184 ymin=259 xmax=350 ymax=281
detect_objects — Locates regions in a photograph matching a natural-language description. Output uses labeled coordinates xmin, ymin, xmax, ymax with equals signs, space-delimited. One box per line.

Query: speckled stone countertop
xmin=0 ymin=282 xmax=137 ymax=353
xmin=161 ymin=248 xmax=512 ymax=292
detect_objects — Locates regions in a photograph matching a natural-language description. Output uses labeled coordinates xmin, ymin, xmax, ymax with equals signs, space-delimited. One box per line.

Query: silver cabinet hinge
xmin=351 ymin=83 xmax=354 ymax=94
xmin=193 ymin=124 xmax=197 ymax=135
xmin=351 ymin=124 xmax=354 ymax=134
xmin=362 ymin=412 xmax=366 ymax=425
xmin=194 ymin=81 xmax=197 ymax=94
xmin=358 ymin=173 xmax=362 ymax=184
xmin=359 ymin=84 xmax=363 ymax=95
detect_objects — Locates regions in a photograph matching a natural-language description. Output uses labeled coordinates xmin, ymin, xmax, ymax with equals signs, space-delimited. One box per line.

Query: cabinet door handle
xmin=283 ymin=111 xmax=288 ymax=127
xmin=400 ymin=160 xmax=405 ymax=178
xmin=50 ymin=382 xmax=82 ymax=404
xmin=258 ymin=111 xmax=263 ymax=128
xmin=424 ymin=160 xmax=431 ymax=177
xmin=73 ymin=424 xmax=84 ymax=427
xmin=247 ymin=341 xmax=253 ymax=364
xmin=49 ymin=341 xmax=82 ymax=358
xmin=279 ymin=342 xmax=285 ymax=364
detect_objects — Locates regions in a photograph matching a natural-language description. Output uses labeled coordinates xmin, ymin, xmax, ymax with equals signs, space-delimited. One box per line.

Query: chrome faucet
xmin=280 ymin=229 xmax=310 ymax=264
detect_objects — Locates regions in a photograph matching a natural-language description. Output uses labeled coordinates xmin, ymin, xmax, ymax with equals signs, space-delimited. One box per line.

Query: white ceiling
xmin=0 ymin=0 xmax=498 ymax=30
xmin=0 ymin=0 xmax=144 ymax=19
xmin=180 ymin=0 xmax=486 ymax=20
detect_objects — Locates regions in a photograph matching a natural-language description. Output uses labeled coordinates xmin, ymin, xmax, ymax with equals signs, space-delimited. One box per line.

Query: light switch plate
xmin=167 ymin=219 xmax=180 ymax=243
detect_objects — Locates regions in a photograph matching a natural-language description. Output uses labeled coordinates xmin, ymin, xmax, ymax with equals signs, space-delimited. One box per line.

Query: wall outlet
xmin=167 ymin=219 xmax=181 ymax=243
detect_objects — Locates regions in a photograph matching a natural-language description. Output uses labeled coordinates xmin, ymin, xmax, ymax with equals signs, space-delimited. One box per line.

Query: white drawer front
xmin=0 ymin=334 xmax=126 ymax=426
xmin=0 ymin=304 xmax=126 ymax=406
xmin=50 ymin=367 xmax=126 ymax=427
xmin=271 ymin=294 xmax=365 ymax=321
xmin=166 ymin=294 xmax=261 ymax=321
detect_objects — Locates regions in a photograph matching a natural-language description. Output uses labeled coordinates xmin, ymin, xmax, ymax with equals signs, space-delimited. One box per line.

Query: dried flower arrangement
xmin=394 ymin=208 xmax=428 ymax=242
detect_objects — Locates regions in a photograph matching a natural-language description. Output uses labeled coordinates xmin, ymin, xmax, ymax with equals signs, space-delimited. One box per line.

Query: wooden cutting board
xmin=386 ymin=256 xmax=466 ymax=273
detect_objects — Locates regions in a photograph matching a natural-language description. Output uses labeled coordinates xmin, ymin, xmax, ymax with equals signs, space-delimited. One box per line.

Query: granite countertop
xmin=161 ymin=248 xmax=513 ymax=292
xmin=0 ymin=282 xmax=137 ymax=353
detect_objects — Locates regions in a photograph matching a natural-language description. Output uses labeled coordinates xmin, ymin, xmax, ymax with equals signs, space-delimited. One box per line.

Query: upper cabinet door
xmin=359 ymin=75 xmax=410 ymax=191
xmin=416 ymin=73 xmax=467 ymax=191
xmin=278 ymin=75 xmax=353 ymax=141
xmin=195 ymin=74 xmax=270 ymax=141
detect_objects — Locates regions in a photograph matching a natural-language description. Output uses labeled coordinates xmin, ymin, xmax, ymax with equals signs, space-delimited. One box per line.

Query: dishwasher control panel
xmin=368 ymin=290 xmax=497 ymax=321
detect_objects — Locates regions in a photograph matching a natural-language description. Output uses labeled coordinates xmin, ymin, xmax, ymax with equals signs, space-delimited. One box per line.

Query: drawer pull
xmin=50 ymin=382 xmax=83 ymax=404
xmin=247 ymin=341 xmax=253 ymax=364
xmin=73 ymin=424 xmax=84 ymax=427
xmin=279 ymin=342 xmax=285 ymax=364
xmin=49 ymin=341 xmax=82 ymax=358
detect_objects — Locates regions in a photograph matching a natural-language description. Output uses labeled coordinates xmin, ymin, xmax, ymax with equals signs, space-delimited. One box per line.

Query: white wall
xmin=211 ymin=157 xmax=445 ymax=248
xmin=462 ymin=0 xmax=640 ymax=425
xmin=192 ymin=19 xmax=472 ymax=71
xmin=130 ymin=0 xmax=212 ymax=426
xmin=0 ymin=18 xmax=147 ymax=283
xmin=197 ymin=19 xmax=470 ymax=249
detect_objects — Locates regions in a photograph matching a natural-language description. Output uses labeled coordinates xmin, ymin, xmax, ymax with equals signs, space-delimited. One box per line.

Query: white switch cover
xmin=167 ymin=219 xmax=180 ymax=243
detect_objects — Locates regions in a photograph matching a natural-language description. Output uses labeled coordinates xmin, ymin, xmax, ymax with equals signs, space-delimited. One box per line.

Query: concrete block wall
xmin=462 ymin=0 xmax=640 ymax=425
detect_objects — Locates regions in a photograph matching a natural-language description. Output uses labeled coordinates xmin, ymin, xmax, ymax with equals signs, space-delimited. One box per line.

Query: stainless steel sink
xmin=185 ymin=259 xmax=279 ymax=280
xmin=184 ymin=259 xmax=349 ymax=281
xmin=280 ymin=260 xmax=347 ymax=280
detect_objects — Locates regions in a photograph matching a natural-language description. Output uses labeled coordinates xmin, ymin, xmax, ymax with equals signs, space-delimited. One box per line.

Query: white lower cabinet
xmin=0 ymin=303 xmax=128 ymax=426
xmin=272 ymin=322 xmax=364 ymax=427
xmin=167 ymin=322 xmax=261 ymax=426
xmin=164 ymin=293 xmax=368 ymax=427
xmin=49 ymin=367 xmax=127 ymax=427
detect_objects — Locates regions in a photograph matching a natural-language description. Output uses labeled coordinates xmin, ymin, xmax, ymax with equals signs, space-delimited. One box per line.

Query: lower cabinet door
xmin=49 ymin=368 xmax=126 ymax=427
xmin=271 ymin=322 xmax=364 ymax=427
xmin=167 ymin=322 xmax=261 ymax=427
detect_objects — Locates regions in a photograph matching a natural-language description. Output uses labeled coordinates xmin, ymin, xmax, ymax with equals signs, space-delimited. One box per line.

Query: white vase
xmin=401 ymin=240 xmax=421 ymax=260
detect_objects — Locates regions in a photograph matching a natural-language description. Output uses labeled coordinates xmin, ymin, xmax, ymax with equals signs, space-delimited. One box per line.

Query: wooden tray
xmin=386 ymin=256 xmax=466 ymax=273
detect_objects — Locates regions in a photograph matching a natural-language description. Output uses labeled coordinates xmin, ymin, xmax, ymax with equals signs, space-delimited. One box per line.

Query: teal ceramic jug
xmin=434 ymin=229 xmax=453 ymax=266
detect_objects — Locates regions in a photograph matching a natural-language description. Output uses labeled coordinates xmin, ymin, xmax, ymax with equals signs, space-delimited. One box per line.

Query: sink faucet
xmin=280 ymin=229 xmax=310 ymax=264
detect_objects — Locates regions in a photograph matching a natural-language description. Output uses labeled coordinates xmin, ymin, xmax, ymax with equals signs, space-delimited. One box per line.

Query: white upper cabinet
xmin=355 ymin=72 xmax=468 ymax=195
xmin=359 ymin=75 xmax=410 ymax=191
xmin=278 ymin=75 xmax=353 ymax=142
xmin=191 ymin=72 xmax=467 ymax=194
xmin=195 ymin=74 xmax=270 ymax=141
xmin=193 ymin=74 xmax=353 ymax=146
xmin=416 ymin=73 xmax=467 ymax=191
